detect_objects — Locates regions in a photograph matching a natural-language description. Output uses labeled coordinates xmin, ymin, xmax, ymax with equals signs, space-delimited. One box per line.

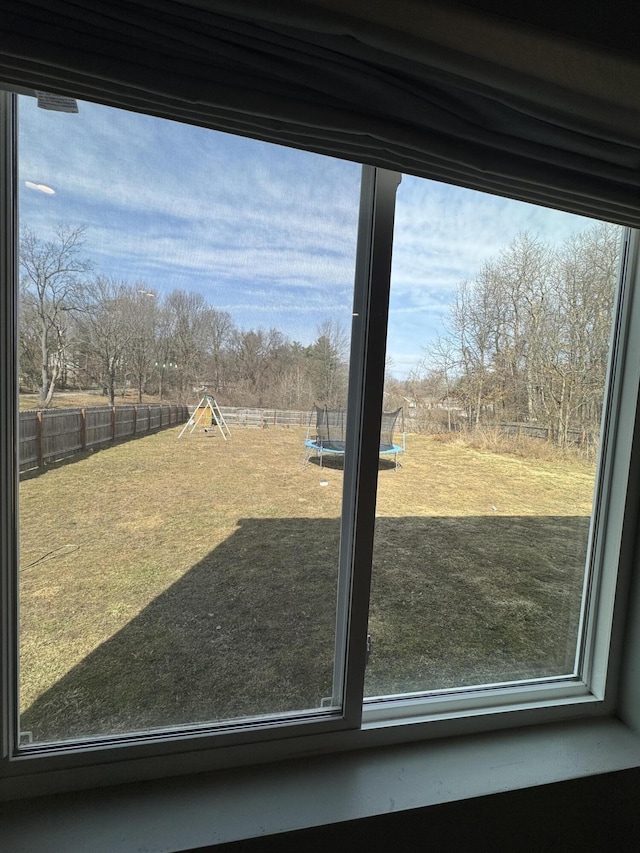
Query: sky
xmin=18 ymin=95 xmax=604 ymax=379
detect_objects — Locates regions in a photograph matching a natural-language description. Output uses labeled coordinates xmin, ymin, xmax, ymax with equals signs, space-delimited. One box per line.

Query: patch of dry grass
xmin=18 ymin=427 xmax=596 ymax=741
xmin=19 ymin=390 xmax=169 ymax=410
xmin=431 ymin=426 xmax=597 ymax=464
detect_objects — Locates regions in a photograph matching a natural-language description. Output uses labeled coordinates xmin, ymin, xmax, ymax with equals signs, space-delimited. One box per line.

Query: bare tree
xmin=228 ymin=327 xmax=294 ymax=406
xmin=493 ymin=233 xmax=553 ymax=423
xmin=424 ymin=336 xmax=459 ymax=431
xmin=83 ymin=277 xmax=135 ymax=406
xmin=204 ymin=307 xmax=234 ymax=395
xmin=127 ymin=286 xmax=160 ymax=403
xmin=426 ymin=224 xmax=620 ymax=447
xmin=448 ymin=277 xmax=495 ymax=425
xmin=163 ymin=290 xmax=211 ymax=402
xmin=19 ymin=225 xmax=92 ymax=406
xmin=543 ymin=223 xmax=619 ymax=444
xmin=18 ymin=291 xmax=41 ymax=391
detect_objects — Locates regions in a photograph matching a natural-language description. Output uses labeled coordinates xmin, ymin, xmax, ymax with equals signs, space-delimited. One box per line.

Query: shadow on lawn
xmin=306 ymin=455 xmax=399 ymax=471
xmin=21 ymin=515 xmax=590 ymax=743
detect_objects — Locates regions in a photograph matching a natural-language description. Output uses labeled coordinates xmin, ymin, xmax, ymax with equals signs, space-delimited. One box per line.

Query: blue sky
xmin=19 ymin=95 xmax=601 ymax=379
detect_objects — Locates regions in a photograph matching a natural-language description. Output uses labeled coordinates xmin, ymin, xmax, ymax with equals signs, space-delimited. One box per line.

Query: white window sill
xmin=2 ymin=716 xmax=640 ymax=852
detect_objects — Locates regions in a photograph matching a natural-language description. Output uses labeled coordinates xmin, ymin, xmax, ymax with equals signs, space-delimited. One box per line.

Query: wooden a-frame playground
xmin=178 ymin=394 xmax=231 ymax=440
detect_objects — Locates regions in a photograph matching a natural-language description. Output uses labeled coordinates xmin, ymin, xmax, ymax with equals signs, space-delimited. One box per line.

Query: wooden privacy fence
xmin=215 ymin=407 xmax=312 ymax=428
xmin=19 ymin=404 xmax=189 ymax=473
xmin=498 ymin=422 xmax=597 ymax=448
xmin=186 ymin=407 xmax=598 ymax=451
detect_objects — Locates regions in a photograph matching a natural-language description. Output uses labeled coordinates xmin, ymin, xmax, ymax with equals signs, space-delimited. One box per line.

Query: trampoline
xmin=304 ymin=405 xmax=405 ymax=469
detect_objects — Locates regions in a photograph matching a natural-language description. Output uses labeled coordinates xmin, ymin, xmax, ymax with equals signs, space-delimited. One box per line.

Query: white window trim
xmin=2 ymin=87 xmax=640 ymax=842
xmin=2 ymin=720 xmax=640 ymax=849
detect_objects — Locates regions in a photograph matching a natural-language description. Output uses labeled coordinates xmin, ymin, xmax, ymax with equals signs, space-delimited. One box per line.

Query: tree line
xmin=416 ymin=224 xmax=620 ymax=444
xmin=20 ymin=221 xmax=620 ymax=445
xmin=19 ymin=225 xmax=349 ymax=409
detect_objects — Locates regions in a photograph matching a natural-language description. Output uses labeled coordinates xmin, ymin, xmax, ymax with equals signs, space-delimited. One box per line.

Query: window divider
xmin=334 ymin=166 xmax=401 ymax=724
xmin=0 ymin=91 xmax=19 ymax=763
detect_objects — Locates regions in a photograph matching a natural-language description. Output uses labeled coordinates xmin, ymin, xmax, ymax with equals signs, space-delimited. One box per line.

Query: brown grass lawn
xmin=19 ymin=390 xmax=168 ymax=410
xmin=18 ymin=427 xmax=596 ymax=742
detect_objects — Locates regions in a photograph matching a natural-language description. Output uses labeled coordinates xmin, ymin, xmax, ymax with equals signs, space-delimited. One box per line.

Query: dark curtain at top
xmin=1 ymin=0 xmax=640 ymax=225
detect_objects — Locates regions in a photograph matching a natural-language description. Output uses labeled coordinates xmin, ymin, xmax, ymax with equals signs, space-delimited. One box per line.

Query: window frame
xmin=2 ymin=87 xmax=640 ymax=803
xmin=362 ymin=225 xmax=640 ymax=727
xmin=0 ymin=92 xmax=404 ymax=775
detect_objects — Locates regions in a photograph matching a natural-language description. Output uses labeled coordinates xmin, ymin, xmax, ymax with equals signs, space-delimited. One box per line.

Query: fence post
xmin=132 ymin=405 xmax=138 ymax=436
xmin=81 ymin=408 xmax=87 ymax=450
xmin=148 ymin=404 xmax=152 ymax=431
xmin=36 ymin=410 xmax=44 ymax=468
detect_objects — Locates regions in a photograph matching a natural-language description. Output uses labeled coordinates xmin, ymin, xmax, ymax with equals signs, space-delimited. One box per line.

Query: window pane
xmin=17 ymin=96 xmax=361 ymax=743
xmin=365 ymin=175 xmax=622 ymax=697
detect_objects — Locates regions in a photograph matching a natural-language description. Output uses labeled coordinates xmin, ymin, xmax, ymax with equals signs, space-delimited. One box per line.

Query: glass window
xmin=365 ymin=175 xmax=623 ymax=699
xmin=17 ymin=95 xmax=363 ymax=743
